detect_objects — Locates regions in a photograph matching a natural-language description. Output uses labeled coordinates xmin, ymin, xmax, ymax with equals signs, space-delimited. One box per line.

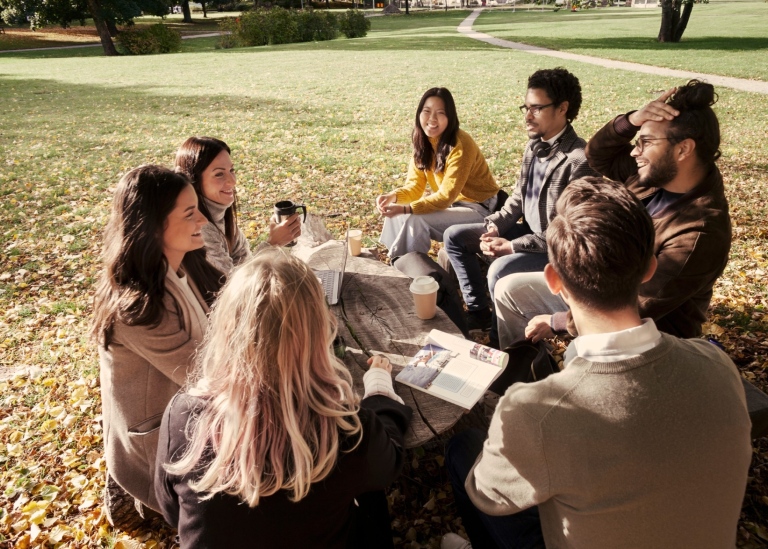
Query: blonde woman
xmin=155 ymin=249 xmax=412 ymax=548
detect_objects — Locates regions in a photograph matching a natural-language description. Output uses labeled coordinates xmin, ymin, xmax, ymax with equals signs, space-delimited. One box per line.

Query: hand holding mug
xmin=268 ymin=213 xmax=302 ymax=247
xmin=273 ymin=200 xmax=307 ymax=247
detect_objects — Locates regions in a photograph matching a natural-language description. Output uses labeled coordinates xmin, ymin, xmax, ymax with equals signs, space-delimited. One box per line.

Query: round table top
xmin=296 ymin=240 xmax=466 ymax=448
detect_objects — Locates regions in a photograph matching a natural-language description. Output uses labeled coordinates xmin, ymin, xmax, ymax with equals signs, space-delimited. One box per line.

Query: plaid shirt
xmin=485 ymin=124 xmax=597 ymax=253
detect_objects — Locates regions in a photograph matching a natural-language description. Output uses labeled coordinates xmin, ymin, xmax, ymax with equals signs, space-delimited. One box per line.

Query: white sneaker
xmin=441 ymin=532 xmax=472 ymax=549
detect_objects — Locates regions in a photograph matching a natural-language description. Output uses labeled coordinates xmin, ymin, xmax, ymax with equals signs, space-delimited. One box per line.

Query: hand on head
xmin=268 ymin=213 xmax=302 ymax=246
xmin=628 ymin=88 xmax=679 ymax=127
xmin=367 ymin=354 xmax=393 ymax=374
xmin=525 ymin=314 xmax=555 ymax=343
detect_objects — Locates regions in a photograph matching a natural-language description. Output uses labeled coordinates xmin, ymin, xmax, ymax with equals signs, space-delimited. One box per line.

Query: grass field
xmin=475 ymin=1 xmax=768 ymax=80
xmin=0 ymin=10 xmax=767 ymax=548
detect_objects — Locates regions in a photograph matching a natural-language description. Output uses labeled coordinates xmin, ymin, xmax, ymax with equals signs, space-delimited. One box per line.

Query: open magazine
xmin=395 ymin=330 xmax=509 ymax=409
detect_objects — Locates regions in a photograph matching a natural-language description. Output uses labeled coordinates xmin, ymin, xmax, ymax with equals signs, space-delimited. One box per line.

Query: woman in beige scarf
xmin=91 ymin=165 xmax=224 ymax=514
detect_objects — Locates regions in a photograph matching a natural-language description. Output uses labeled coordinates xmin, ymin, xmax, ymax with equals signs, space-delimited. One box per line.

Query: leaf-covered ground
xmin=0 ymin=16 xmax=767 ymax=548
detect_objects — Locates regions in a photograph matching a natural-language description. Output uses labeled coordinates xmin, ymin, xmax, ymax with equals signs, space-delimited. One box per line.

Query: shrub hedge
xmin=338 ymin=9 xmax=369 ymax=38
xmin=116 ymin=23 xmax=182 ymax=55
xmin=217 ymin=8 xmax=368 ymax=48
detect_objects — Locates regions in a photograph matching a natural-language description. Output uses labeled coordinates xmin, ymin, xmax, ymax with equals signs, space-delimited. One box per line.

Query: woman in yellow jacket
xmin=377 ymin=87 xmax=499 ymax=259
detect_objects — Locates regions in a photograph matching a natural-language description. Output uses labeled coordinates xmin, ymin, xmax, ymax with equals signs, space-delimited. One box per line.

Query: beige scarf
xmin=164 ymin=264 xmax=209 ymax=343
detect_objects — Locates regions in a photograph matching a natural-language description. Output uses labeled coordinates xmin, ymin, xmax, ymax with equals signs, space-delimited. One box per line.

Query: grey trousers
xmin=379 ymin=198 xmax=496 ymax=258
xmin=493 ymin=271 xmax=568 ymax=349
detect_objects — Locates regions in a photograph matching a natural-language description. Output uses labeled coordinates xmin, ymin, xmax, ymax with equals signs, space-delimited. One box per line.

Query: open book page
xmin=428 ymin=330 xmax=509 ymax=369
xmin=395 ymin=330 xmax=508 ymax=409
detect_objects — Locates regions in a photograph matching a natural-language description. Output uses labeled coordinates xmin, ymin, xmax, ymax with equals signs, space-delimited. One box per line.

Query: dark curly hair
xmin=665 ymin=80 xmax=721 ymax=165
xmin=527 ymin=68 xmax=583 ymax=123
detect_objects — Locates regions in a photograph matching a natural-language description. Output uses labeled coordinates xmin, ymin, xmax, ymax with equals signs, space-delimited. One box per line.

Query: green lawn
xmin=0 ymin=15 xmax=767 ymax=548
xmin=476 ymin=1 xmax=768 ymax=80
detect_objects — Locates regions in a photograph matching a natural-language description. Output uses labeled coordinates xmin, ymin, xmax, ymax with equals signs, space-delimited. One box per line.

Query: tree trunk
xmin=673 ymin=0 xmax=693 ymax=42
xmin=657 ymin=0 xmax=680 ymax=42
xmin=182 ymin=0 xmax=193 ymax=22
xmin=86 ymin=0 xmax=118 ymax=55
xmin=106 ymin=18 xmax=118 ymax=37
xmin=202 ymin=1 xmax=207 ymax=17
xmin=405 ymin=0 xmax=409 ymax=14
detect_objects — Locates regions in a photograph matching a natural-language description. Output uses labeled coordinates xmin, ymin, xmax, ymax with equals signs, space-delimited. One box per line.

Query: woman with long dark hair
xmin=92 ymin=165 xmax=224 ymax=513
xmin=155 ymin=249 xmax=412 ymax=548
xmin=175 ymin=136 xmax=301 ymax=273
xmin=377 ymin=87 xmax=499 ymax=260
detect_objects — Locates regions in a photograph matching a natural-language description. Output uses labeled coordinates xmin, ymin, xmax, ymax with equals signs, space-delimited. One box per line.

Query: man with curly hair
xmin=443 ymin=68 xmax=596 ymax=341
xmin=495 ymin=80 xmax=731 ymax=349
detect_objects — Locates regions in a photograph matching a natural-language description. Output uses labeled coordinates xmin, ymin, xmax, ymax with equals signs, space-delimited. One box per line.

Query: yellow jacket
xmin=394 ymin=129 xmax=498 ymax=215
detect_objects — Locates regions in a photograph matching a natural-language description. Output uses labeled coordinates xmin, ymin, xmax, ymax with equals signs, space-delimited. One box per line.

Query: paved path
xmin=0 ymin=32 xmax=222 ymax=54
xmin=458 ymin=9 xmax=768 ymax=95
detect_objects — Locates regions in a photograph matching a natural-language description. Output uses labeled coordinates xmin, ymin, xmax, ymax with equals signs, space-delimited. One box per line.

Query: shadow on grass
xmin=0 ymin=74 xmax=325 ymax=173
xmin=478 ymin=9 xmax=663 ymax=24
xmin=0 ymin=35 xmax=499 ymax=58
xmin=496 ymin=34 xmax=768 ymax=52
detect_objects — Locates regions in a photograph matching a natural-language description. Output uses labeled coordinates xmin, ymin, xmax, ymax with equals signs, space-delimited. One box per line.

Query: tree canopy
xmin=0 ymin=0 xmax=173 ymax=54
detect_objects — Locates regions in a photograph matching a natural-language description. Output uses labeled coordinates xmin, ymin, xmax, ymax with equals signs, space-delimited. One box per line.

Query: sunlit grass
xmin=0 ymin=11 xmax=767 ymax=546
xmin=475 ymin=2 xmax=768 ymax=80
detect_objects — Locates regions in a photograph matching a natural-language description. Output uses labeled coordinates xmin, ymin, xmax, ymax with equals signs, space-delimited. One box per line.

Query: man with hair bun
xmin=442 ymin=178 xmax=750 ymax=549
xmin=495 ymin=79 xmax=732 ymax=348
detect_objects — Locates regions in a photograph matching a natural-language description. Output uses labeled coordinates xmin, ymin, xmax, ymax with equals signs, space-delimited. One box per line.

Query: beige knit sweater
xmin=467 ymin=334 xmax=751 ymax=549
xmin=201 ymin=197 xmax=251 ymax=274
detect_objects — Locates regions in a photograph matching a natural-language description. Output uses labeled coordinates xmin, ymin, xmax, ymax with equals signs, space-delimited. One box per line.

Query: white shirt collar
xmin=543 ymin=125 xmax=568 ymax=147
xmin=564 ymin=318 xmax=662 ymax=366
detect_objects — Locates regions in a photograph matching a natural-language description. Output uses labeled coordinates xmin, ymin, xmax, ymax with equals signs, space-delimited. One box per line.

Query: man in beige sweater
xmin=443 ymin=177 xmax=751 ymax=549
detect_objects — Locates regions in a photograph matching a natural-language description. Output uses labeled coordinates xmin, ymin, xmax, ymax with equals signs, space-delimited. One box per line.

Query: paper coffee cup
xmin=348 ymin=229 xmax=363 ymax=257
xmin=409 ymin=276 xmax=439 ymax=320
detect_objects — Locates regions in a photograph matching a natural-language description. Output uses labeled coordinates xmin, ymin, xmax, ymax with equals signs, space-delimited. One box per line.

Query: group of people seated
xmin=91 ymin=69 xmax=752 ymax=548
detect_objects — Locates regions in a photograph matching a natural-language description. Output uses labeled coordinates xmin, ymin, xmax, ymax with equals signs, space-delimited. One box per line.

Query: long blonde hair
xmin=166 ymin=249 xmax=362 ymax=505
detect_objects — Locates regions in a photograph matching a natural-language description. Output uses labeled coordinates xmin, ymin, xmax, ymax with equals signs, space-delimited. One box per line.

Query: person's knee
xmin=444 ymin=223 xmax=480 ymax=253
xmin=487 ymin=257 xmax=513 ymax=297
xmin=493 ymin=273 xmax=525 ymax=311
xmin=443 ymin=224 xmax=464 ymax=252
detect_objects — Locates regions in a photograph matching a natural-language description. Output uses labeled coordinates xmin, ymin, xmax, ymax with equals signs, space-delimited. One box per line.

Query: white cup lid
xmin=348 ymin=229 xmax=362 ymax=238
xmin=410 ymin=276 xmax=439 ymax=295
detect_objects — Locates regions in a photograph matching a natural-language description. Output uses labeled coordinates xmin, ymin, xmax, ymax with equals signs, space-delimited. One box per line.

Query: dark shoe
xmin=466 ymin=308 xmax=492 ymax=332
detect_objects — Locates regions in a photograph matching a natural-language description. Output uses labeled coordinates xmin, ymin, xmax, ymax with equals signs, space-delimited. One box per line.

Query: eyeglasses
xmin=519 ymin=103 xmax=555 ymax=116
xmin=632 ymin=136 xmax=674 ymax=153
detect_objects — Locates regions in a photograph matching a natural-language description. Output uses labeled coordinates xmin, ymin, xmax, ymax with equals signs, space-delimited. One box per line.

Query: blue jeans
xmin=446 ymin=429 xmax=545 ymax=549
xmin=443 ymin=223 xmax=549 ymax=312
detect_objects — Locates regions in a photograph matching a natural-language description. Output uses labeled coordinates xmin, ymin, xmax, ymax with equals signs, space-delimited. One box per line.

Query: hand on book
xmin=368 ymin=355 xmax=392 ymax=374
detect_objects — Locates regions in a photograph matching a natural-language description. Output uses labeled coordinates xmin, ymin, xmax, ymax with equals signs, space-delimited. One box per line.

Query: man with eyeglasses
xmin=442 ymin=68 xmax=596 ymax=343
xmin=494 ymin=79 xmax=730 ymax=351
